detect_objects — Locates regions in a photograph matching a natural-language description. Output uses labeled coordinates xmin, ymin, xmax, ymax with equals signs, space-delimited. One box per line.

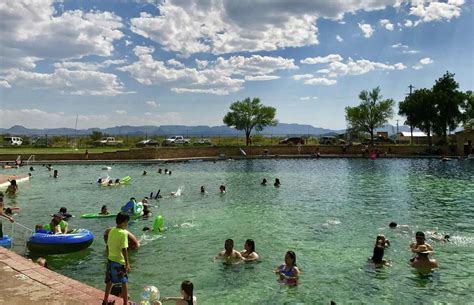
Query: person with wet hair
xmin=240 ymin=239 xmax=259 ymax=261
xmin=157 ymin=280 xmax=197 ymax=305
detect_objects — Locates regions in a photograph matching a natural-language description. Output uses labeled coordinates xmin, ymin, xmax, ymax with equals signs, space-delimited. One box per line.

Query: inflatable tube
xmin=27 ymin=229 xmax=94 ymax=254
xmin=153 ymin=215 xmax=164 ymax=232
xmin=0 ymin=235 xmax=12 ymax=248
xmin=121 ymin=199 xmax=143 ymax=217
xmin=81 ymin=213 xmax=117 ymax=219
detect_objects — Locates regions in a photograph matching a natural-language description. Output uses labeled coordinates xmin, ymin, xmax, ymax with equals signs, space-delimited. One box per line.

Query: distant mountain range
xmin=0 ymin=123 xmax=412 ymax=137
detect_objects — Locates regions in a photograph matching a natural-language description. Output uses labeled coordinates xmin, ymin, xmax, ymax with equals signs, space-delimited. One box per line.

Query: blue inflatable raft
xmin=27 ymin=229 xmax=94 ymax=254
xmin=0 ymin=235 xmax=12 ymax=248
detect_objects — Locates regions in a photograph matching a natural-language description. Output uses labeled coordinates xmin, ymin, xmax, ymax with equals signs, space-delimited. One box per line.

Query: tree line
xmin=224 ymin=71 xmax=472 ymax=147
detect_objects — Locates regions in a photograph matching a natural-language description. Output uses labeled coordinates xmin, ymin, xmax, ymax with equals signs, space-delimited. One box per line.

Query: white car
xmin=162 ymin=136 xmax=190 ymax=146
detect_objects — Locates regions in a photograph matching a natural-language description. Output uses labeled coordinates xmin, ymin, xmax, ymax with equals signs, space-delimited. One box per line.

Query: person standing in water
xmin=240 ymin=239 xmax=259 ymax=261
xmin=156 ymin=280 xmax=197 ymax=305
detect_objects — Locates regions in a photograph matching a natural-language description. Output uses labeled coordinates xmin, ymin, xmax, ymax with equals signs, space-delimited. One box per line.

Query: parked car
xmin=279 ymin=137 xmax=305 ymax=145
xmin=31 ymin=137 xmax=53 ymax=147
xmin=136 ymin=139 xmax=159 ymax=147
xmin=162 ymin=136 xmax=190 ymax=146
xmin=361 ymin=136 xmax=395 ymax=145
xmin=194 ymin=139 xmax=212 ymax=146
xmin=95 ymin=137 xmax=123 ymax=146
xmin=3 ymin=136 xmax=23 ymax=146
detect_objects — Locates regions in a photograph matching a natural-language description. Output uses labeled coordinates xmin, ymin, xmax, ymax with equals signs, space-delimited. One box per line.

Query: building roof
xmin=399 ymin=131 xmax=427 ymax=137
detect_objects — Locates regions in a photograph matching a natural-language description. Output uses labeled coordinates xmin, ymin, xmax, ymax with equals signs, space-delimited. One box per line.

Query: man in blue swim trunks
xmin=103 ymin=212 xmax=131 ymax=305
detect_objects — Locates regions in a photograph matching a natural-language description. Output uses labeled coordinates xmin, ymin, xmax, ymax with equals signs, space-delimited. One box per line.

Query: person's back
xmin=108 ymin=227 xmax=129 ymax=263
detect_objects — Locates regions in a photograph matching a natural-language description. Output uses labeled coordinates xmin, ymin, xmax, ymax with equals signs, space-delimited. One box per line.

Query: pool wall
xmin=0 ymin=145 xmax=454 ymax=162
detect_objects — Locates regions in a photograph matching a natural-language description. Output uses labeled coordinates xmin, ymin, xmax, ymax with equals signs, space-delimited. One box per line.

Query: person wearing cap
xmin=46 ymin=213 xmax=68 ymax=234
xmin=410 ymin=245 xmax=439 ymax=270
xmin=409 ymin=231 xmax=433 ymax=253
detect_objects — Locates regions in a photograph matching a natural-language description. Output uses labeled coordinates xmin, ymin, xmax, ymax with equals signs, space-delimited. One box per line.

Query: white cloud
xmin=300 ymin=96 xmax=318 ymax=101
xmin=291 ymin=74 xmax=313 ymax=80
xmin=391 ymin=43 xmax=409 ymax=48
xmin=116 ymin=110 xmax=127 ymax=115
xmin=380 ymin=19 xmax=394 ymax=30
xmin=0 ymin=80 xmax=11 ymax=88
xmin=4 ymin=68 xmax=126 ymax=96
xmin=244 ymin=75 xmax=280 ymax=81
xmin=358 ymin=23 xmax=374 ymax=38
xmin=129 ymin=1 xmax=444 ymax=57
xmin=54 ymin=59 xmax=127 ymax=71
xmin=0 ymin=0 xmax=124 ymax=70
xmin=301 ymin=54 xmax=343 ymax=64
xmin=118 ymin=46 xmax=296 ymax=95
xmin=336 ymin=35 xmax=344 ymax=42
xmin=167 ymin=59 xmax=185 ymax=68
xmin=303 ymin=78 xmax=337 ymax=86
xmin=146 ymin=101 xmax=159 ymax=107
xmin=412 ymin=57 xmax=433 ymax=70
xmin=420 ymin=57 xmax=433 ymax=65
xmin=409 ymin=1 xmax=464 ymax=23
xmin=402 ymin=49 xmax=420 ymax=54
xmin=404 ymin=19 xmax=414 ymax=27
xmin=130 ymin=3 xmax=318 ymax=57
xmin=195 ymin=59 xmax=209 ymax=69
xmin=0 ymin=108 xmax=183 ymax=129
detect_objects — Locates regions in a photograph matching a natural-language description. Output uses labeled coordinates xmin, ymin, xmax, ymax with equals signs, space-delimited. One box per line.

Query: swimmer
xmin=240 ymin=239 xmax=259 ymax=261
xmin=47 ymin=164 xmax=52 ymax=171
xmin=427 ymin=231 xmax=450 ymax=242
xmin=375 ymin=234 xmax=390 ymax=248
xmin=216 ymin=239 xmax=244 ymax=263
xmin=219 ymin=185 xmax=226 ymax=194
xmin=410 ymin=245 xmax=439 ymax=271
xmin=29 ymin=166 xmax=34 ymax=171
xmin=388 ymin=222 xmax=411 ymax=234
xmin=5 ymin=180 xmax=18 ymax=195
xmin=150 ymin=189 xmax=162 ymax=199
xmin=0 ymin=198 xmax=15 ymax=238
xmin=157 ymin=280 xmax=197 ymax=305
xmin=200 ymin=186 xmax=205 ymax=193
xmin=143 ymin=170 xmax=147 ymax=176
xmin=410 ymin=231 xmax=433 ymax=253
xmin=49 ymin=213 xmax=68 ymax=234
xmin=274 ymin=178 xmax=281 ymax=187
xmin=99 ymin=205 xmax=110 ymax=215
xmin=261 ymin=178 xmax=267 ymax=186
xmin=58 ymin=207 xmax=72 ymax=219
xmin=108 ymin=180 xmax=114 ymax=186
xmin=143 ymin=204 xmax=152 ymax=217
xmin=274 ymin=251 xmax=300 ymax=286
xmin=169 ymin=171 xmax=172 ymax=175
xmin=370 ymin=236 xmax=390 ymax=267
xmin=164 ymin=169 xmax=168 ymax=174
xmin=53 ymin=169 xmax=59 ymax=178
xmin=158 ymin=168 xmax=162 ymax=174
xmin=115 ymin=179 xmax=120 ymax=184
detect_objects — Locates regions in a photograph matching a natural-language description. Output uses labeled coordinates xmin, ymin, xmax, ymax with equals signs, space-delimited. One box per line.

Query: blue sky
xmin=0 ymin=0 xmax=473 ymax=129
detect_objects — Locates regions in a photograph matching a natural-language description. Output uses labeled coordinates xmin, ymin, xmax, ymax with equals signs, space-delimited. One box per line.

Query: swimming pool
xmin=3 ymin=158 xmax=474 ymax=304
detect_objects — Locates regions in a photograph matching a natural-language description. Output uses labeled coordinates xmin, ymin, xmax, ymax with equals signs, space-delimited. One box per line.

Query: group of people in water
xmin=369 ymin=222 xmax=443 ymax=272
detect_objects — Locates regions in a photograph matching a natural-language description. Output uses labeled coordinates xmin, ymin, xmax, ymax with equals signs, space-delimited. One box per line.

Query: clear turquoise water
xmin=3 ymin=158 xmax=474 ymax=304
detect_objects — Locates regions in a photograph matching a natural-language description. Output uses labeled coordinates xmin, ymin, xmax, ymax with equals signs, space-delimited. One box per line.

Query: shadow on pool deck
xmin=0 ymin=247 xmax=122 ymax=305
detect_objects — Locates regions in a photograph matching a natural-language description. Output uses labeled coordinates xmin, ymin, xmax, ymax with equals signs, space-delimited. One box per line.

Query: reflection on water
xmin=2 ymin=158 xmax=473 ymax=304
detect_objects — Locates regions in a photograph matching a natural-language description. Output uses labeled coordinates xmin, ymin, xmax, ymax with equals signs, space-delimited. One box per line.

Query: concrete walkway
xmin=0 ymin=247 xmax=121 ymax=305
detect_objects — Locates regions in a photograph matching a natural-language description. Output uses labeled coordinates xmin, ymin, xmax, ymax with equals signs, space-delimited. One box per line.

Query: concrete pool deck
xmin=0 ymin=247 xmax=121 ymax=305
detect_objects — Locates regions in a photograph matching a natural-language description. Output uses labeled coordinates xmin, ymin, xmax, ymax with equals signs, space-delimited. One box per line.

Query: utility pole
xmin=396 ymin=119 xmax=399 ymax=134
xmin=407 ymin=84 xmax=415 ymax=145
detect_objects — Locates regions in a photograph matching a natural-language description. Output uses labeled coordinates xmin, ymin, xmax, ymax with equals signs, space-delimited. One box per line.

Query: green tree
xmin=399 ymin=88 xmax=436 ymax=148
xmin=223 ymin=97 xmax=277 ymax=146
xmin=345 ymin=87 xmax=395 ymax=144
xmin=89 ymin=130 xmax=104 ymax=142
xmin=461 ymin=90 xmax=474 ymax=129
xmin=431 ymin=71 xmax=465 ymax=143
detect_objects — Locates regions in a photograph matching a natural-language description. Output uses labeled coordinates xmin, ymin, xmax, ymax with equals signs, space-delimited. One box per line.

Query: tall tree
xmin=345 ymin=87 xmax=395 ymax=144
xmin=223 ymin=97 xmax=277 ymax=146
xmin=431 ymin=71 xmax=465 ymax=143
xmin=461 ymin=90 xmax=474 ymax=129
xmin=399 ymin=88 xmax=436 ymax=148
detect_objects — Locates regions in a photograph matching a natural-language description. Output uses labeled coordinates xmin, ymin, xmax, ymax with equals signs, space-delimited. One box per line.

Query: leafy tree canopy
xmin=345 ymin=87 xmax=395 ymax=144
xmin=223 ymin=97 xmax=277 ymax=146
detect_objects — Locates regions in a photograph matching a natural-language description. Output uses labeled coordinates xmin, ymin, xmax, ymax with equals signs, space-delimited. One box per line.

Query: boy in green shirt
xmin=103 ymin=212 xmax=131 ymax=305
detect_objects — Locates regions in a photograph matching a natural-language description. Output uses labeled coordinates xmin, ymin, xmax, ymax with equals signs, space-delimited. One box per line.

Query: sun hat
xmin=416 ymin=244 xmax=433 ymax=254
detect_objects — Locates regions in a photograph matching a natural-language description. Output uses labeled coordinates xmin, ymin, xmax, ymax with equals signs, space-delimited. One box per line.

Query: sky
xmin=0 ymin=0 xmax=473 ymax=130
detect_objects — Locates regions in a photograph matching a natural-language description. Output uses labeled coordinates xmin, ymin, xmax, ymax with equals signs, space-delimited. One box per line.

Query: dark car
xmin=362 ymin=136 xmax=395 ymax=145
xmin=136 ymin=139 xmax=159 ymax=147
xmin=193 ymin=139 xmax=212 ymax=146
xmin=279 ymin=137 xmax=305 ymax=145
